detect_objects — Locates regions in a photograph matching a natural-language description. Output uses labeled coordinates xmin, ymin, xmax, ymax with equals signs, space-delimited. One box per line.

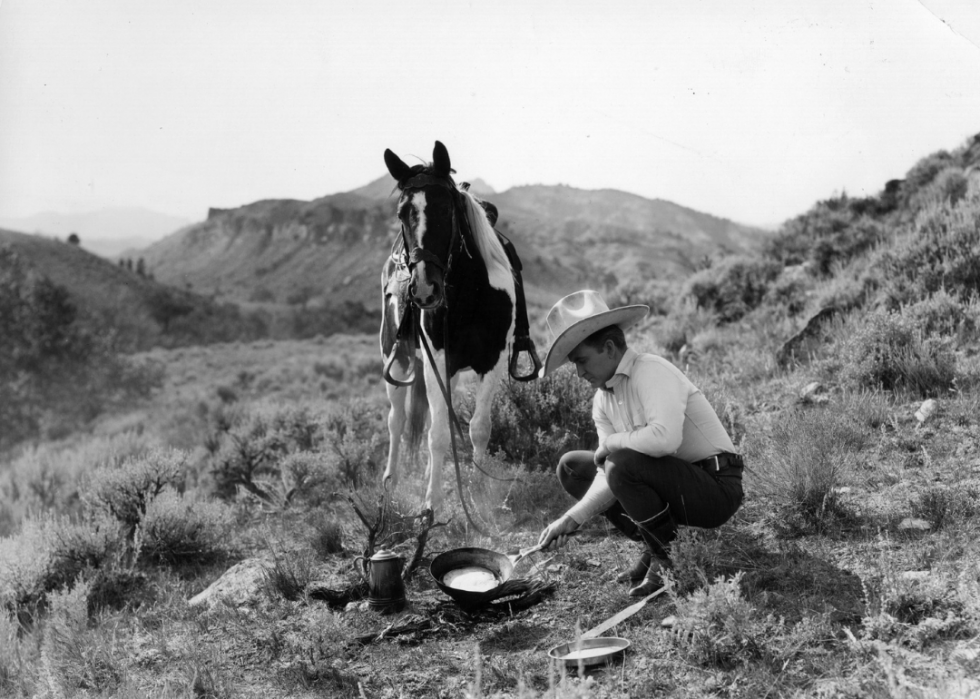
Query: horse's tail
xmin=405 ymin=365 xmax=428 ymax=460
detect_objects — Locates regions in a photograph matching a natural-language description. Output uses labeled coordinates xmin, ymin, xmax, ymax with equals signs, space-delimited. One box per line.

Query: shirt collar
xmin=601 ymin=347 xmax=639 ymax=392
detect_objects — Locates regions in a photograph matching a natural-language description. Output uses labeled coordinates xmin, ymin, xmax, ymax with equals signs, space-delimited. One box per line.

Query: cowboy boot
xmin=626 ymin=504 xmax=677 ymax=597
xmin=629 ymin=555 xmax=672 ymax=597
xmin=616 ymin=548 xmax=652 ymax=583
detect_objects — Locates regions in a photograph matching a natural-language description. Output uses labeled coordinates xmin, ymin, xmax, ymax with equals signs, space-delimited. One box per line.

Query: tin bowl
xmin=547 ymin=637 xmax=631 ymax=668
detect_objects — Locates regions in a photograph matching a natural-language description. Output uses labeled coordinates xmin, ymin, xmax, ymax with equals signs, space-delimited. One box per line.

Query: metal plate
xmin=547 ymin=636 xmax=631 ymax=668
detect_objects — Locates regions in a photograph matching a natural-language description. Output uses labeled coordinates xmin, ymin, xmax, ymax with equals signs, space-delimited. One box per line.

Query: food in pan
xmin=442 ymin=566 xmax=499 ymax=592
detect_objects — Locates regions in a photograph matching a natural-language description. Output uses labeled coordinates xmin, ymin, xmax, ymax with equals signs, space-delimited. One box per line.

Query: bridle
xmin=395 ymin=172 xmax=470 ymax=298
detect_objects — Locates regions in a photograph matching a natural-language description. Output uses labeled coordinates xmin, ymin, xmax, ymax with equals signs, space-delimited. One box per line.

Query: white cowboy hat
xmin=540 ymin=290 xmax=649 ymax=377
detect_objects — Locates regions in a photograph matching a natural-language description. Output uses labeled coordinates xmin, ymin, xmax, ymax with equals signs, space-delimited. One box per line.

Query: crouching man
xmin=536 ymin=290 xmax=744 ymax=596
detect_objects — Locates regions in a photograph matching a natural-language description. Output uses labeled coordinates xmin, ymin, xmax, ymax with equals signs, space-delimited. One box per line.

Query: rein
xmin=386 ymin=175 xmax=520 ymax=535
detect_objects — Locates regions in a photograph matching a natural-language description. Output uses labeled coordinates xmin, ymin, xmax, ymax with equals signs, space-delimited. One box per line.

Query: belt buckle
xmin=710 ymin=455 xmax=720 ymax=472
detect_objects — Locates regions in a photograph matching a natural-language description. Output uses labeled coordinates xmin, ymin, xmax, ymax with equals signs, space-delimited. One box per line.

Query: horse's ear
xmin=384 ymin=148 xmax=413 ymax=184
xmin=432 ymin=141 xmax=451 ymax=178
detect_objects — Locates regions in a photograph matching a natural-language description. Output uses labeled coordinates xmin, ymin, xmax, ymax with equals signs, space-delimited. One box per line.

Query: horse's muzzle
xmin=410 ymin=275 xmax=443 ymax=310
xmin=406 ymin=246 xmax=447 ymax=309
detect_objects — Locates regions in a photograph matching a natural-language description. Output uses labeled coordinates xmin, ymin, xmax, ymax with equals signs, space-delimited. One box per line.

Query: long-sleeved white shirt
xmin=565 ymin=348 xmax=736 ymax=524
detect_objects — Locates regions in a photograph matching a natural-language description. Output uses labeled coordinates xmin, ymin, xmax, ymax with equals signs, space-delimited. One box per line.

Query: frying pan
xmin=430 ymin=543 xmax=545 ymax=608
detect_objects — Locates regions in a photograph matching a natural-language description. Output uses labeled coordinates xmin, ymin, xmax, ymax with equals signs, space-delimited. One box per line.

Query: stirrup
xmin=383 ymin=350 xmax=418 ymax=387
xmin=509 ymin=335 xmax=542 ymax=382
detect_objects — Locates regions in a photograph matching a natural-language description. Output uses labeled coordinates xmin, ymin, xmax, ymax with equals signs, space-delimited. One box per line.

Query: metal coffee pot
xmin=354 ymin=548 xmax=406 ymax=613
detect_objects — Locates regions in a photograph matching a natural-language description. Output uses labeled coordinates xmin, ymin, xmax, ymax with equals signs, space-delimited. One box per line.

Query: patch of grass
xmin=910 ymin=484 xmax=980 ymax=531
xmin=38 ymin=579 xmax=124 ymax=697
xmin=307 ymin=514 xmax=344 ymax=558
xmin=263 ymin=549 xmax=317 ymax=602
xmin=746 ymin=404 xmax=867 ymax=534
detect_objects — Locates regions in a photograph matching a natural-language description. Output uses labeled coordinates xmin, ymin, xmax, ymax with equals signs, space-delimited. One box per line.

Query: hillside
xmin=138 ymin=179 xmax=771 ymax=315
xmin=0 ymin=228 xmax=265 ymax=350
xmin=0 ymin=207 xmax=190 ymax=259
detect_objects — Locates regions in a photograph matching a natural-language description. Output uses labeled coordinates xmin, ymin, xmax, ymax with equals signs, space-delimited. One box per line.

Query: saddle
xmin=381 ymin=231 xmax=540 ymax=384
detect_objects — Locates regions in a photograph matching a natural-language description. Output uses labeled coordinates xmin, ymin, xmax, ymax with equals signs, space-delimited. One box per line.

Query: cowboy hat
xmin=540 ymin=290 xmax=649 ymax=377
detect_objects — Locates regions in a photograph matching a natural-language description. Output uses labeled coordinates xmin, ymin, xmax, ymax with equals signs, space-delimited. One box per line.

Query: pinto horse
xmin=379 ymin=141 xmax=516 ymax=511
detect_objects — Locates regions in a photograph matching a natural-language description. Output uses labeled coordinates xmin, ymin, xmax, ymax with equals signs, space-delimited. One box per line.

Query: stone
xmin=898 ymin=518 xmax=932 ymax=532
xmin=777 ymin=307 xmax=841 ymax=366
xmin=901 ymin=571 xmax=930 ymax=581
xmin=915 ymin=399 xmax=938 ymax=423
xmin=800 ymin=382 xmax=827 ymax=403
xmin=187 ymin=558 xmax=271 ymax=608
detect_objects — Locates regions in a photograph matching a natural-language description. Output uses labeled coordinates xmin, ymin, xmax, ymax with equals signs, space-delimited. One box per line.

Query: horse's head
xmin=384 ymin=141 xmax=460 ymax=310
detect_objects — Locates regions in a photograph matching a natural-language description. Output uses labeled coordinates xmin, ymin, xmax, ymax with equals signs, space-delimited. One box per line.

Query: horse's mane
xmin=458 ymin=188 xmax=515 ymax=293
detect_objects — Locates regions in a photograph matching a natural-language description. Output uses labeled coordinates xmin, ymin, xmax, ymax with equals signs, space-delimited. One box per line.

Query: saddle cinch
xmin=381 ymin=227 xmax=541 ymax=386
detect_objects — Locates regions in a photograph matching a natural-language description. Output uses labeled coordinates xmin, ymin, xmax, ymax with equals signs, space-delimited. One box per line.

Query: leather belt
xmin=693 ymin=452 xmax=744 ymax=473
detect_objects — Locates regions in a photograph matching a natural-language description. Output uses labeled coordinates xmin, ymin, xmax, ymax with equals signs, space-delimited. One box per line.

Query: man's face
xmin=567 ymin=341 xmax=619 ymax=389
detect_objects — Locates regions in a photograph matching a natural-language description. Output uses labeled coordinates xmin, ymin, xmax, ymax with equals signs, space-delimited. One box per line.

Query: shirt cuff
xmin=565 ymin=470 xmax=617 ymax=524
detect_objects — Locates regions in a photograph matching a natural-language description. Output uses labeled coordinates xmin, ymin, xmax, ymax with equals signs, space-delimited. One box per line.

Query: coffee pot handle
xmin=353 ymin=556 xmax=369 ymax=583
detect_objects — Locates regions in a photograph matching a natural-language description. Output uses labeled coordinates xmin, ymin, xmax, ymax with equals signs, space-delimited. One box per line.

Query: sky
xmin=1 ymin=0 xmax=980 ymax=232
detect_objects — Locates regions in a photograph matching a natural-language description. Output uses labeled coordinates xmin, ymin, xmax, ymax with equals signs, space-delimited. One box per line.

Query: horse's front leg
xmin=469 ymin=361 xmax=505 ymax=463
xmin=382 ymin=381 xmax=407 ymax=490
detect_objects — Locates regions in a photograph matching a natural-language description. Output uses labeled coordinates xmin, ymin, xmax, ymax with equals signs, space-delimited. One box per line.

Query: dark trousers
xmin=557 ymin=449 xmax=743 ymax=559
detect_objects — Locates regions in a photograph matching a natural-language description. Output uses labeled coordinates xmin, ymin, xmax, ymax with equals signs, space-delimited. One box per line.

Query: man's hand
xmin=594 ymin=444 xmax=610 ymax=466
xmin=537 ymin=515 xmax=580 ymax=550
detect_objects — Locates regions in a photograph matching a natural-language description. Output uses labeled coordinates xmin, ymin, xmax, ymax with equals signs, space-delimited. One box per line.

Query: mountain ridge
xmin=136 ymin=179 xmax=769 ymax=315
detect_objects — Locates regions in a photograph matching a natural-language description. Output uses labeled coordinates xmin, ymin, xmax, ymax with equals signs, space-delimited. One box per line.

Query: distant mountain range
xmin=0 ymin=207 xmax=191 ymax=259
xmin=137 ymin=176 xmax=769 ymax=317
xmin=0 ymin=177 xmax=770 ymax=345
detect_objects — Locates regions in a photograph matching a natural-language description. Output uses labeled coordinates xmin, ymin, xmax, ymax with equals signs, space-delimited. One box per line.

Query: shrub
xmin=322 ymin=398 xmax=388 ymax=487
xmin=210 ymin=402 xmax=325 ymax=501
xmin=901 ymin=150 xmax=956 ymax=213
xmin=0 ymin=609 xmax=30 ymax=696
xmin=809 ymin=217 xmax=886 ymax=277
xmin=764 ymin=197 xmax=886 ymax=272
xmin=39 ymin=579 xmax=122 ymax=696
xmin=138 ymin=488 xmax=234 ymax=566
xmin=605 ymin=278 xmax=676 ymax=316
xmin=308 ymin=514 xmax=344 ymax=558
xmin=862 ymin=566 xmax=976 ymax=650
xmin=0 ymin=513 xmax=124 ymax=620
xmin=683 ymin=256 xmax=782 ymax=323
xmin=486 ymin=370 xmax=597 ymax=469
xmin=651 ymin=298 xmax=719 ymax=357
xmin=764 ymin=269 xmax=811 ymax=317
xmin=874 ymin=193 xmax=980 ymax=307
xmin=0 ymin=431 xmax=158 ymax=537
xmin=840 ymin=310 xmax=956 ymax=396
xmin=264 ymin=549 xmax=317 ymax=602
xmin=668 ymin=527 xmax=725 ymax=595
xmin=82 ymin=449 xmax=186 ymax=536
xmin=903 ymin=289 xmax=980 ymax=342
xmin=667 ymin=572 xmax=780 ymax=668
xmin=274 ymin=451 xmax=339 ymax=508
